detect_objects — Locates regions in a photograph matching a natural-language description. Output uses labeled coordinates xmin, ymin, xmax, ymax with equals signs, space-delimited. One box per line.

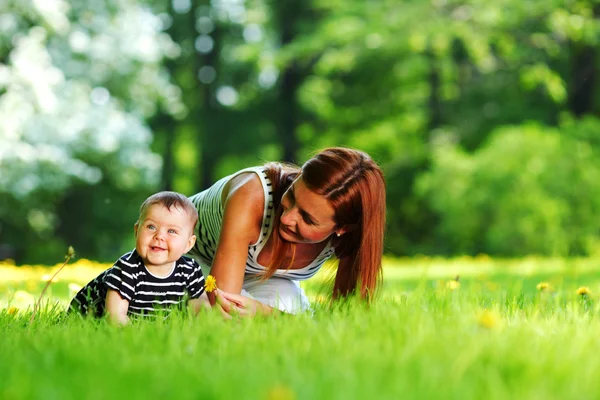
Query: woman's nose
xmin=280 ymin=207 xmax=297 ymax=226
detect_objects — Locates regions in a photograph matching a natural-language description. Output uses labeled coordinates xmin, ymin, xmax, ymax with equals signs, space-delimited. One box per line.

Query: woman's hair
xmin=263 ymin=162 xmax=301 ymax=278
xmin=264 ymin=147 xmax=386 ymax=301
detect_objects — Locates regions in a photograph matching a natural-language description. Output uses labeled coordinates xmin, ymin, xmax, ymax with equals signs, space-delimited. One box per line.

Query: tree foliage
xmin=3 ymin=0 xmax=600 ymax=262
xmin=0 ymin=0 xmax=181 ymax=261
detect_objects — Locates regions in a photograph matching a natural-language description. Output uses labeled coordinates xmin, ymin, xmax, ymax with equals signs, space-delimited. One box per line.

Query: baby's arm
xmin=105 ymin=289 xmax=130 ymax=325
xmin=188 ymin=292 xmax=211 ymax=316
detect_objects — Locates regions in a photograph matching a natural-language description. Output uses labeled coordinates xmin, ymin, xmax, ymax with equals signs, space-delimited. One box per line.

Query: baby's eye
xmin=168 ymin=229 xmax=178 ymax=234
xmin=147 ymin=224 xmax=156 ymax=230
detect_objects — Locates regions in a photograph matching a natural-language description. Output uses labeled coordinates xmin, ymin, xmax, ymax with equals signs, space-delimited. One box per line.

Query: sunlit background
xmin=1 ymin=0 xmax=600 ymax=264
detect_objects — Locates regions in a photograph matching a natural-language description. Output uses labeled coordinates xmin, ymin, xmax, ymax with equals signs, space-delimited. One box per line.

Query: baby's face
xmin=134 ymin=204 xmax=196 ymax=270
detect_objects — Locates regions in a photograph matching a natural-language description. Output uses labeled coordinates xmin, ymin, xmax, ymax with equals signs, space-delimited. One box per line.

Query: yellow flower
xmin=577 ymin=286 xmax=590 ymax=296
xmin=205 ymin=275 xmax=217 ymax=293
xmin=446 ymin=280 xmax=460 ymax=290
xmin=313 ymin=295 xmax=328 ymax=304
xmin=536 ymin=282 xmax=551 ymax=291
xmin=266 ymin=384 xmax=295 ymax=400
xmin=477 ymin=309 xmax=500 ymax=329
xmin=7 ymin=307 xmax=18 ymax=315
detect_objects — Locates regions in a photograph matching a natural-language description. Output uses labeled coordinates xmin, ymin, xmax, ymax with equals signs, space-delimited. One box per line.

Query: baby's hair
xmin=138 ymin=191 xmax=198 ymax=232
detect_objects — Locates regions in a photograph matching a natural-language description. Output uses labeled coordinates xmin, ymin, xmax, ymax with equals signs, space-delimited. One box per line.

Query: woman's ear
xmin=334 ymin=227 xmax=348 ymax=237
xmin=335 ymin=224 xmax=356 ymax=237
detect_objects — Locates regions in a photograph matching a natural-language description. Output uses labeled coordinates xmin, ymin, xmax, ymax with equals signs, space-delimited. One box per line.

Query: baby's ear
xmin=186 ymin=234 xmax=197 ymax=252
xmin=134 ymin=222 xmax=139 ymax=237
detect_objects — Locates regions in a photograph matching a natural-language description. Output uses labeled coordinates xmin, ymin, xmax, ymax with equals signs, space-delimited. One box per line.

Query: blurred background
xmin=1 ymin=0 xmax=600 ymax=264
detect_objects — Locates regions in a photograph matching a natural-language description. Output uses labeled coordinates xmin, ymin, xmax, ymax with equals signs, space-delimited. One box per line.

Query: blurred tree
xmin=149 ymin=0 xmax=295 ymax=193
xmin=0 ymin=0 xmax=183 ymax=262
xmin=271 ymin=0 xmax=600 ymax=256
xmin=3 ymin=0 xmax=600 ymax=261
xmin=417 ymin=119 xmax=600 ymax=256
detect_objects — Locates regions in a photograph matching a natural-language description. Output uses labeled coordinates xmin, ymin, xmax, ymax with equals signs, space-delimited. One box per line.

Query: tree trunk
xmin=568 ymin=44 xmax=596 ymax=117
xmin=279 ymin=64 xmax=299 ymax=163
xmin=427 ymin=48 xmax=442 ymax=133
xmin=568 ymin=6 xmax=599 ymax=118
xmin=275 ymin=2 xmax=303 ymax=164
xmin=192 ymin=0 xmax=221 ymax=190
xmin=160 ymin=118 xmax=176 ymax=191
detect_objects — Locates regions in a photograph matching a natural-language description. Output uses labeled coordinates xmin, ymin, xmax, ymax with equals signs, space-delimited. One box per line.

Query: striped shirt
xmin=69 ymin=249 xmax=205 ymax=318
xmin=188 ymin=166 xmax=335 ymax=280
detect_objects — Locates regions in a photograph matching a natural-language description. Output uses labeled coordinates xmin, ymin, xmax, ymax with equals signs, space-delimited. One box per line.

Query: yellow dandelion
xmin=313 ymin=294 xmax=328 ymax=304
xmin=477 ymin=309 xmax=500 ymax=329
xmin=7 ymin=307 xmax=18 ymax=315
xmin=266 ymin=384 xmax=295 ymax=400
xmin=577 ymin=287 xmax=590 ymax=296
xmin=446 ymin=280 xmax=460 ymax=290
xmin=536 ymin=282 xmax=551 ymax=291
xmin=205 ymin=275 xmax=217 ymax=293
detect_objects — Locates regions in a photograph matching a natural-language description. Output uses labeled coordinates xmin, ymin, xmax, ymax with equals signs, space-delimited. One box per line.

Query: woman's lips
xmin=281 ymin=225 xmax=299 ymax=238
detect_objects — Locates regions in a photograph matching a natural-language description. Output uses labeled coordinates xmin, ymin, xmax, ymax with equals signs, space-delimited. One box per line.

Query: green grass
xmin=2 ymin=257 xmax=600 ymax=399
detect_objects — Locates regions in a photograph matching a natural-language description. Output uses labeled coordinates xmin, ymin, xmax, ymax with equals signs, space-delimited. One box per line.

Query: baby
xmin=69 ymin=191 xmax=206 ymax=324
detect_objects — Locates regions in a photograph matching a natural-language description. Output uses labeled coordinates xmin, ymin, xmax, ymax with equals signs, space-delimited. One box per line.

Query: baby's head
xmin=134 ymin=191 xmax=198 ymax=269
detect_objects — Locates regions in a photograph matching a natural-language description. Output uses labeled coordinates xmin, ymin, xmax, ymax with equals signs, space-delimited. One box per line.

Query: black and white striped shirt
xmin=188 ymin=166 xmax=335 ymax=280
xmin=69 ymin=249 xmax=205 ymax=318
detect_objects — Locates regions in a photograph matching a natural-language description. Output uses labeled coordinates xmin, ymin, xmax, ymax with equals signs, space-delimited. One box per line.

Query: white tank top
xmin=188 ymin=166 xmax=334 ymax=280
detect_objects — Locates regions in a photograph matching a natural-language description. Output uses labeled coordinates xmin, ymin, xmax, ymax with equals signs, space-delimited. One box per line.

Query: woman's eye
xmin=302 ymin=214 xmax=316 ymax=226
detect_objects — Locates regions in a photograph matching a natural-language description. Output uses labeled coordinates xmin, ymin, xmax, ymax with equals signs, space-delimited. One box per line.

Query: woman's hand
xmin=214 ymin=289 xmax=272 ymax=318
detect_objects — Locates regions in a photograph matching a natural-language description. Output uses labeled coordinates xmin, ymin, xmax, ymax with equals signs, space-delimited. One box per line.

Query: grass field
xmin=2 ymin=256 xmax=600 ymax=399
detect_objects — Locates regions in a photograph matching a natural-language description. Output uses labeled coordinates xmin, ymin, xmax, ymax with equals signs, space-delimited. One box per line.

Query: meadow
xmin=2 ymin=256 xmax=600 ymax=399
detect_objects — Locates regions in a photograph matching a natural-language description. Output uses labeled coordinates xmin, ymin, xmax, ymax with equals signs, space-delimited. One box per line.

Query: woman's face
xmin=279 ymin=176 xmax=340 ymax=244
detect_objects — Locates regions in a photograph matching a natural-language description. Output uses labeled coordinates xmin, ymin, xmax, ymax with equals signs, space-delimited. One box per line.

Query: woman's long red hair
xmin=264 ymin=148 xmax=386 ymax=301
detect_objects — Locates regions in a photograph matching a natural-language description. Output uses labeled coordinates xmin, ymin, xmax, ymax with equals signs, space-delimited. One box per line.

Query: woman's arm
xmin=105 ymin=289 xmax=130 ymax=325
xmin=209 ymin=173 xmax=265 ymax=295
xmin=208 ymin=172 xmax=282 ymax=317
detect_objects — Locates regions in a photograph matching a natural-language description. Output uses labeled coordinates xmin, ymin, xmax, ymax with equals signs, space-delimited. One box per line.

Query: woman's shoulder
xmin=217 ymin=169 xmax=265 ymax=230
xmin=223 ymin=168 xmax=267 ymax=204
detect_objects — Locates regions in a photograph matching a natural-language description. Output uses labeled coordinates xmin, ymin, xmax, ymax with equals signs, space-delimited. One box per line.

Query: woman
xmin=187 ymin=147 xmax=386 ymax=317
